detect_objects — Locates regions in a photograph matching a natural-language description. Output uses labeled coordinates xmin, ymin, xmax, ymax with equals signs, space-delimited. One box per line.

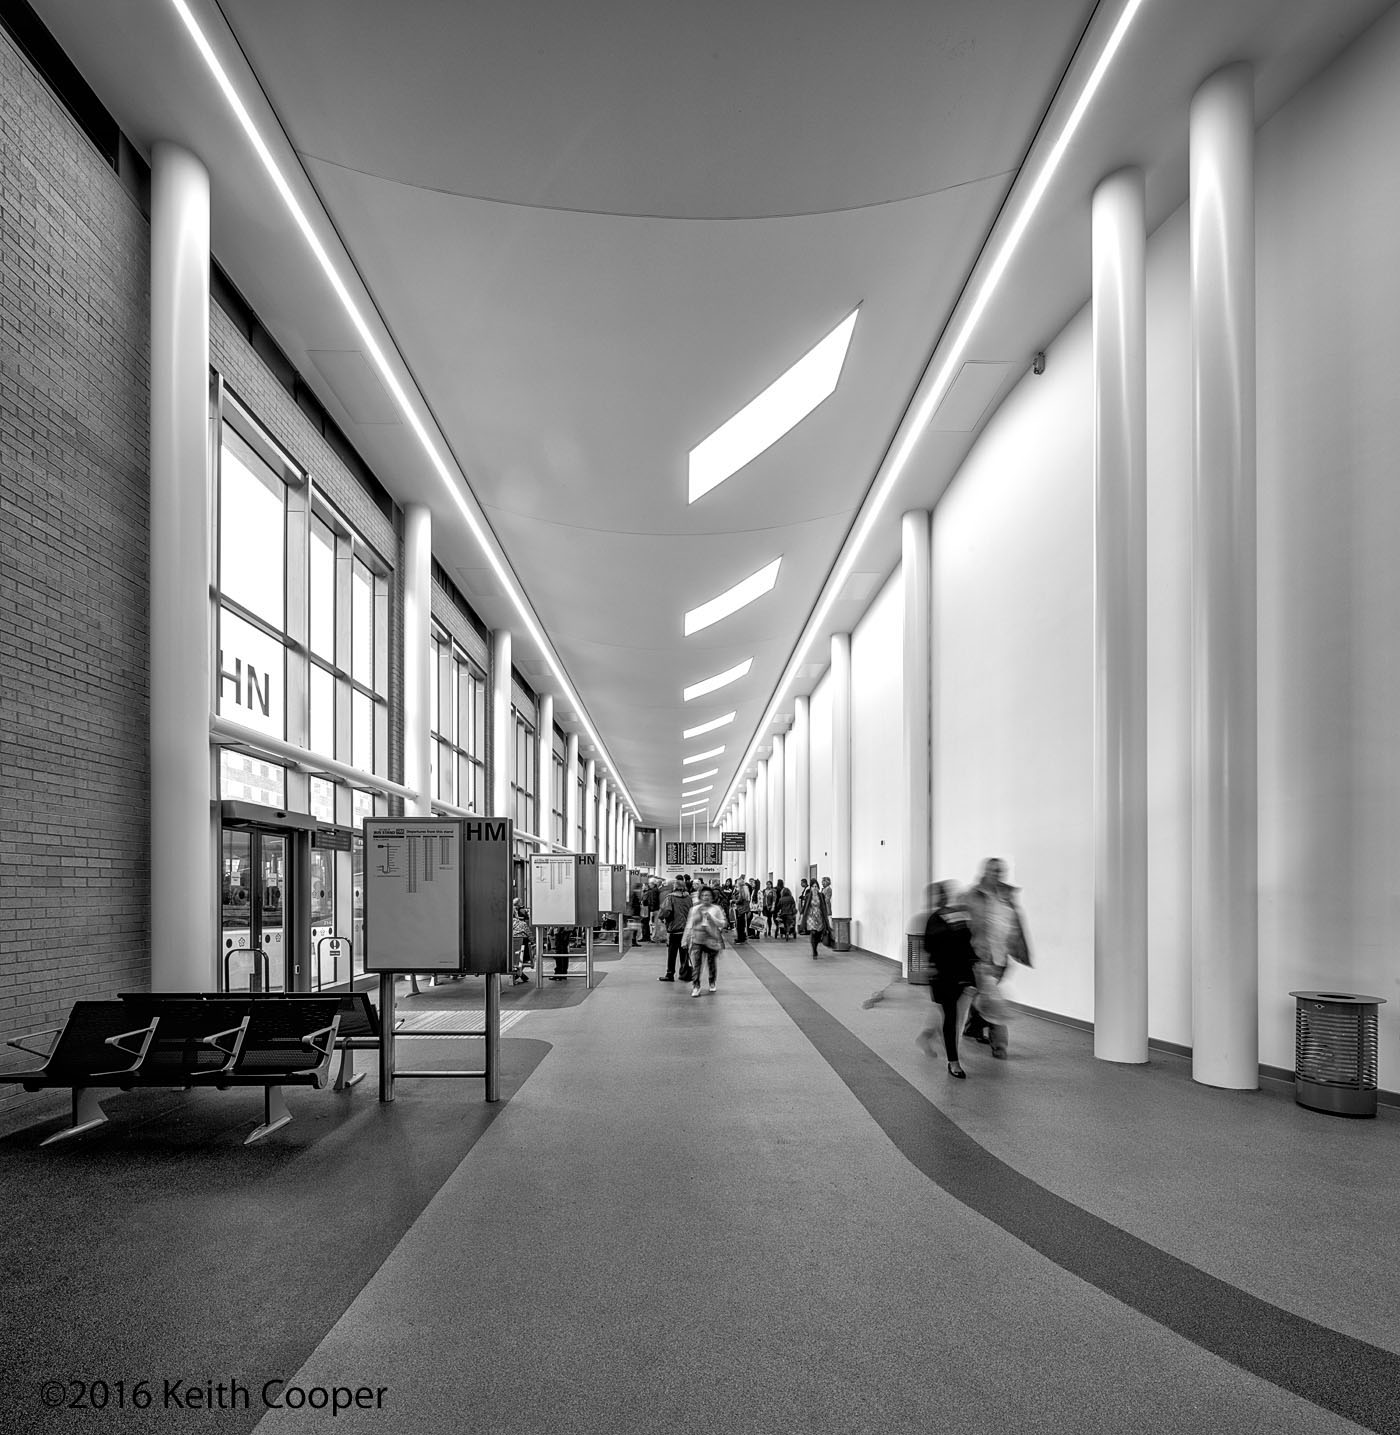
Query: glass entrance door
xmin=220 ymin=825 xmax=291 ymax=991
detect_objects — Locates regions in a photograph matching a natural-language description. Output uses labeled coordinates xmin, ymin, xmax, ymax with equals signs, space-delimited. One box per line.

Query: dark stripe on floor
xmin=739 ymin=946 xmax=1400 ymax=1435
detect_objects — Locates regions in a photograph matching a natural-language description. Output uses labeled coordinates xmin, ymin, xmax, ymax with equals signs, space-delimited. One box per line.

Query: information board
xmin=364 ymin=818 xmax=463 ymax=972
xmin=665 ymin=841 xmax=722 ymax=867
xmin=532 ymin=852 xmax=601 ymax=926
xmin=530 ymin=853 xmax=578 ymax=926
xmin=598 ymin=863 xmax=615 ymax=912
xmin=461 ymin=817 xmax=513 ymax=975
xmin=721 ymin=831 xmax=746 ymax=852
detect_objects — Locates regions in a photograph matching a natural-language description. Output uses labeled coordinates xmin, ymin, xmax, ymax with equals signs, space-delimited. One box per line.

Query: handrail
xmin=209 ymin=714 xmax=419 ymax=802
xmin=224 ymin=946 xmax=270 ymax=993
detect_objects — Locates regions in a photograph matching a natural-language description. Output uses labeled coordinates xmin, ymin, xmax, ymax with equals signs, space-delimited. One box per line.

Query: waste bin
xmin=830 ymin=916 xmax=851 ymax=952
xmin=907 ymin=932 xmax=932 ymax=986
xmin=1289 ymin=991 xmax=1387 ymax=1117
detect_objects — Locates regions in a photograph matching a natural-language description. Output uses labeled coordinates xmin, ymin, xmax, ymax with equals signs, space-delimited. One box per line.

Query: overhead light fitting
xmin=682 ymin=768 xmax=719 ymax=783
xmin=165 ymin=0 xmax=647 ymax=824
xmin=683 ymin=559 xmax=781 ymax=636
xmin=684 ymin=659 xmax=752 ymax=702
xmin=714 ymin=0 xmax=1149 ymax=819
xmin=682 ymin=712 xmax=736 ymax=740
xmin=683 ymin=746 xmax=725 ymax=765
xmin=688 ymin=310 xmax=858 ymax=503
xmin=681 ymin=785 xmax=713 ymax=796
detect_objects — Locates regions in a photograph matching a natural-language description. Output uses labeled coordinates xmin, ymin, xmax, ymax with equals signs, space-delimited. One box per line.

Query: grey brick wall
xmin=0 ymin=27 xmax=152 ymax=1112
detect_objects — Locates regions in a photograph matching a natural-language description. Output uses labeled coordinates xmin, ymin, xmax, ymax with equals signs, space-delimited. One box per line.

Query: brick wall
xmin=0 ymin=26 xmax=152 ymax=1108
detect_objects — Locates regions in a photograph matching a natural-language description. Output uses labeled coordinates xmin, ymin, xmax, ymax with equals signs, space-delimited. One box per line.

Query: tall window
xmin=551 ymin=748 xmax=566 ymax=846
xmin=512 ymin=708 xmax=537 ymax=839
xmin=430 ymin=628 xmax=487 ymax=812
xmin=216 ymin=411 xmax=294 ymax=806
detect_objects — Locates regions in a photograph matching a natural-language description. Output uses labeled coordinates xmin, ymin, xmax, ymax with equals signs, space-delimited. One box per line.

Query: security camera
xmin=1032 ymin=351 xmax=1046 ymax=375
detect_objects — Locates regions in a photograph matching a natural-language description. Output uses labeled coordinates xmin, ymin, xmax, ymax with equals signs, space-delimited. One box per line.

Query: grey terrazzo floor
xmin=2 ymin=940 xmax=1396 ymax=1435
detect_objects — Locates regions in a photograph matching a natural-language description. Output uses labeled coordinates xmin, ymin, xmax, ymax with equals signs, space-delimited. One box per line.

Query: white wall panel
xmin=809 ymin=669 xmax=833 ymax=879
xmin=932 ymin=308 xmax=1095 ymax=1022
xmin=851 ymin=569 xmax=905 ymax=960
xmin=784 ymin=719 xmax=799 ymax=886
xmin=1255 ymin=4 xmax=1400 ymax=1076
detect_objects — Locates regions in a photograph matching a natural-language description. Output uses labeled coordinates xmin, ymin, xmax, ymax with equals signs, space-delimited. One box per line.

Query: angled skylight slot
xmin=682 ymin=768 xmax=719 ymax=783
xmin=688 ymin=310 xmax=859 ymax=503
xmin=681 ymin=785 xmax=713 ymax=796
xmin=684 ymin=659 xmax=752 ymax=702
xmin=681 ymin=800 xmax=710 ymax=813
xmin=684 ymin=559 xmax=782 ymax=636
xmin=683 ymin=745 xmax=726 ymax=765
xmin=683 ymin=712 xmax=736 ymax=740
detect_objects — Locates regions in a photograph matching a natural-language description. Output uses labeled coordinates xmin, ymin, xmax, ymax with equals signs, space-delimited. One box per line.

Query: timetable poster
xmin=531 ymin=853 xmax=578 ymax=926
xmin=598 ymin=863 xmax=616 ymax=912
xmin=363 ymin=819 xmax=464 ymax=972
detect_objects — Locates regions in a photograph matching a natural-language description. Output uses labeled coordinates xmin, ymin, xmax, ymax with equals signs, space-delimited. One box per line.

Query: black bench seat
xmin=0 ymin=1001 xmax=161 ymax=1146
xmin=3 ymin=994 xmax=343 ymax=1146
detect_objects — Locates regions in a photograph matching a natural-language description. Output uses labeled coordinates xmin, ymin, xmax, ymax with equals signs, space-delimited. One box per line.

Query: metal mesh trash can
xmin=1289 ymin=991 xmax=1387 ymax=1117
xmin=908 ymin=932 xmax=932 ymax=986
xmin=830 ymin=916 xmax=851 ymax=952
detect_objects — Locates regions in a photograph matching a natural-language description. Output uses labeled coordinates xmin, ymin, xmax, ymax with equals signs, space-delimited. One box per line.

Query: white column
xmin=491 ymin=629 xmax=511 ymax=818
xmin=1093 ymin=169 xmax=1149 ymax=1064
xmin=902 ymin=512 xmax=932 ymax=956
xmin=755 ymin=760 xmax=769 ymax=881
xmin=603 ymin=786 xmax=614 ymax=863
xmin=1190 ymin=64 xmax=1258 ymax=1090
xmin=150 ymin=141 xmax=211 ymax=992
xmin=565 ymin=733 xmax=580 ymax=850
xmin=830 ymin=633 xmax=852 ymax=916
xmin=403 ymin=504 xmax=433 ymax=817
xmin=770 ymin=732 xmax=786 ymax=886
xmin=792 ymin=696 xmax=810 ymax=882
xmin=584 ymin=758 xmax=597 ymax=854
xmin=537 ymin=693 xmax=553 ymax=848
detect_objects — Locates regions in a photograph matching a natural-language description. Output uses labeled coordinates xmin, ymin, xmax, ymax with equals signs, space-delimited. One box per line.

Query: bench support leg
xmin=40 ymin=1088 xmax=108 ymax=1147
xmin=334 ymin=1044 xmax=365 ymax=1092
xmin=245 ymin=1086 xmax=292 ymax=1144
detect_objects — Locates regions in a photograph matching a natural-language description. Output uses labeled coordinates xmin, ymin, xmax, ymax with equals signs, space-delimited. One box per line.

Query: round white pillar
xmin=491 ymin=630 xmax=512 ymax=818
xmin=770 ymin=733 xmax=786 ymax=886
xmin=830 ymin=634 xmax=852 ymax=916
xmin=403 ymin=504 xmax=433 ymax=817
xmin=1190 ymin=64 xmax=1258 ymax=1090
xmin=565 ymin=733 xmax=580 ymax=850
xmin=536 ymin=694 xmax=554 ymax=847
xmin=149 ymin=141 xmax=212 ymax=992
xmin=1092 ymin=169 xmax=1149 ymax=1064
xmin=793 ymin=696 xmax=810 ymax=882
xmin=755 ymin=760 xmax=769 ymax=882
xmin=584 ymin=758 xmax=597 ymax=854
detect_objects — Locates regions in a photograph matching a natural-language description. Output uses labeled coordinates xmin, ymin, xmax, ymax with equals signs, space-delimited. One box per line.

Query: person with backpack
xmin=798 ymin=879 xmax=830 ymax=958
xmin=682 ymin=885 xmax=726 ymax=996
xmin=658 ymin=879 xmax=693 ymax=982
xmin=774 ymin=880 xmax=797 ymax=940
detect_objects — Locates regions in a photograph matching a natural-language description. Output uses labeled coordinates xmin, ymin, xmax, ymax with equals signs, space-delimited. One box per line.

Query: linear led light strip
xmin=717 ymin=0 xmax=1149 ymax=819
xmin=683 ymin=712 xmax=734 ymax=740
xmin=682 ymin=768 xmax=719 ymax=784
xmin=168 ymin=0 xmax=640 ymax=823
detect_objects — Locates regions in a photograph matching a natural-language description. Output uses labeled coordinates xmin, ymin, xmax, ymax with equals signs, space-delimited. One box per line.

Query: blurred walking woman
xmin=964 ymin=857 xmax=1032 ymax=1058
xmin=921 ymin=882 xmax=977 ymax=1076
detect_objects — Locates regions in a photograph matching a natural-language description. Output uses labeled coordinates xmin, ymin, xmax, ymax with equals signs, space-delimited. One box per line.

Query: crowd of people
xmin=516 ymin=860 xmax=1034 ymax=1081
